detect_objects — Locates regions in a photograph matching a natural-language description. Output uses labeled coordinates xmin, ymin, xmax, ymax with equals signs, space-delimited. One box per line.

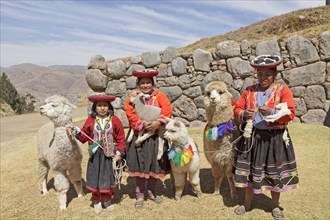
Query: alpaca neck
xmin=53 ymin=111 xmax=72 ymax=127
xmin=172 ymin=136 xmax=189 ymax=153
xmin=206 ymin=105 xmax=233 ymax=126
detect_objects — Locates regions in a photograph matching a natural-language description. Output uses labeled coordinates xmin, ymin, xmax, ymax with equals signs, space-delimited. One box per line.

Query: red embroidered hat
xmin=250 ymin=55 xmax=282 ymax=69
xmin=88 ymin=95 xmax=116 ymax=103
xmin=132 ymin=69 xmax=159 ymax=78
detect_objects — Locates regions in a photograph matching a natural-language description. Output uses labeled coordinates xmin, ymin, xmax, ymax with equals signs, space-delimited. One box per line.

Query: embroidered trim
xmin=167 ymin=144 xmax=194 ymax=166
xmin=206 ymin=121 xmax=235 ymax=141
xmin=94 ymin=115 xmax=114 ymax=157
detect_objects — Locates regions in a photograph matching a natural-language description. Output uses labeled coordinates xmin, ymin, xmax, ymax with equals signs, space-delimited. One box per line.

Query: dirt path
xmin=0 ymin=106 xmax=88 ymax=154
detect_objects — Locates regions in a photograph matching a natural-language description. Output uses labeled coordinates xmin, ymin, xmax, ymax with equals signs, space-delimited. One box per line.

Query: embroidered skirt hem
xmin=234 ymin=128 xmax=299 ymax=194
xmin=126 ymin=134 xmax=171 ymax=179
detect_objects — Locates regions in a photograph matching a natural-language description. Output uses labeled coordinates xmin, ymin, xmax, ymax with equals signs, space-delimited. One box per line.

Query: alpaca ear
xmin=226 ymin=90 xmax=232 ymax=98
xmin=161 ymin=116 xmax=172 ymax=123
xmin=64 ymin=100 xmax=76 ymax=109
xmin=174 ymin=120 xmax=182 ymax=128
xmin=68 ymin=103 xmax=77 ymax=108
xmin=132 ymin=91 xmax=138 ymax=96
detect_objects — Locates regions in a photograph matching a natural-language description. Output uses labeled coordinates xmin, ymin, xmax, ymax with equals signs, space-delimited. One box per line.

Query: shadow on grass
xmin=112 ymin=174 xmax=175 ymax=205
xmin=199 ymin=168 xmax=273 ymax=212
xmin=46 ymin=178 xmax=90 ymax=207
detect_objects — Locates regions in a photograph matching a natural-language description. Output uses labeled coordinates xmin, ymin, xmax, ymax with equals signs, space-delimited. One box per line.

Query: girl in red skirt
xmin=67 ymin=95 xmax=126 ymax=213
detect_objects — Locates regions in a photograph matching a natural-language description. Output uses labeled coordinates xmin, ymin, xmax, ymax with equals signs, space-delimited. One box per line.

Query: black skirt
xmin=86 ymin=147 xmax=116 ymax=192
xmin=234 ymin=128 xmax=299 ymax=194
xmin=126 ymin=134 xmax=171 ymax=179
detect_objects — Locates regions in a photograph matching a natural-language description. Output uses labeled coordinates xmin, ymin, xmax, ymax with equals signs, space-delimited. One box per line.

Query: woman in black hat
xmin=233 ymin=55 xmax=299 ymax=220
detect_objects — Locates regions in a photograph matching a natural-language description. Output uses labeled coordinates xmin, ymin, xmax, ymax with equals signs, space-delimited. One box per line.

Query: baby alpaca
xmin=203 ymin=81 xmax=237 ymax=199
xmin=37 ymin=95 xmax=84 ymax=211
xmin=128 ymin=91 xmax=164 ymax=160
xmin=164 ymin=118 xmax=202 ymax=200
xmin=264 ymin=102 xmax=291 ymax=122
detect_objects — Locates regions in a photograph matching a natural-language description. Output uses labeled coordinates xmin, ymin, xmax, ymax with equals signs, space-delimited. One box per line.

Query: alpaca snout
xmin=39 ymin=107 xmax=46 ymax=115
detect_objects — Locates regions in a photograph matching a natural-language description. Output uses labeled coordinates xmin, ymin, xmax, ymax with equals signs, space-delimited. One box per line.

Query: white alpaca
xmin=37 ymin=95 xmax=84 ymax=211
xmin=163 ymin=118 xmax=202 ymax=200
xmin=203 ymin=81 xmax=237 ymax=199
xmin=128 ymin=91 xmax=165 ymax=160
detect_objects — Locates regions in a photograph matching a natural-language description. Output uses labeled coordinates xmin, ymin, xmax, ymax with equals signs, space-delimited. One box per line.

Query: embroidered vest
xmin=94 ymin=115 xmax=114 ymax=157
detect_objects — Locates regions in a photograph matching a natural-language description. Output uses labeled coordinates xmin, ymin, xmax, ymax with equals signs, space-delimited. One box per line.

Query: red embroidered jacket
xmin=234 ymin=83 xmax=296 ymax=128
xmin=76 ymin=115 xmax=126 ymax=153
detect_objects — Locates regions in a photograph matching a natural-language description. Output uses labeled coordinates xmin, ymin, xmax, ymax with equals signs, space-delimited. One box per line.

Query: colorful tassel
xmin=88 ymin=140 xmax=103 ymax=157
xmin=167 ymin=145 xmax=194 ymax=166
xmin=206 ymin=120 xmax=235 ymax=141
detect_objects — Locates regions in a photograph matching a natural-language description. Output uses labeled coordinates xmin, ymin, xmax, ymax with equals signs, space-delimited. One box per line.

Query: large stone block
xmin=85 ymin=69 xmax=108 ymax=92
xmin=287 ymin=36 xmax=320 ymax=66
xmin=142 ymin=51 xmax=161 ymax=67
xmin=171 ymin=57 xmax=187 ymax=76
xmin=193 ymin=49 xmax=213 ymax=72
xmin=162 ymin=46 xmax=179 ymax=63
xmin=255 ymin=39 xmax=280 ymax=56
xmin=282 ymin=62 xmax=326 ymax=87
xmin=319 ymin=31 xmax=330 ymax=61
xmin=215 ymin=40 xmax=240 ymax=58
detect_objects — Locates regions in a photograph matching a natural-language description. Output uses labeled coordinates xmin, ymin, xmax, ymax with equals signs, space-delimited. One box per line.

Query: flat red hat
xmin=132 ymin=70 xmax=159 ymax=78
xmin=250 ymin=55 xmax=282 ymax=69
xmin=88 ymin=95 xmax=116 ymax=103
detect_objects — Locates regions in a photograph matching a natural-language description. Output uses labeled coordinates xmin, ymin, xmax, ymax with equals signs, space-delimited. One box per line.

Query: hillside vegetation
xmin=179 ymin=6 xmax=329 ymax=53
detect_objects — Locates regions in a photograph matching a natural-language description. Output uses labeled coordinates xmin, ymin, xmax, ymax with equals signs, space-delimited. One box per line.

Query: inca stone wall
xmin=85 ymin=31 xmax=330 ymax=128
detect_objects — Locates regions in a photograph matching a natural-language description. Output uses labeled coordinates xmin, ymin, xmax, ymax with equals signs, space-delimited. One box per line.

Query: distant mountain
xmin=0 ymin=64 xmax=89 ymax=108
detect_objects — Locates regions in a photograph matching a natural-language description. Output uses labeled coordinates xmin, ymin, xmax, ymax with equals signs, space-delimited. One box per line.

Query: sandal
xmin=234 ymin=205 xmax=248 ymax=215
xmin=272 ymin=207 xmax=284 ymax=220
xmin=149 ymin=195 xmax=163 ymax=204
xmin=134 ymin=199 xmax=144 ymax=208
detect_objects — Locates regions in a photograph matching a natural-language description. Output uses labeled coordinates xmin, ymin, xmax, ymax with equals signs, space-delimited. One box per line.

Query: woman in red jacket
xmin=233 ymin=55 xmax=299 ymax=220
xmin=125 ymin=70 xmax=172 ymax=208
xmin=67 ymin=95 xmax=126 ymax=213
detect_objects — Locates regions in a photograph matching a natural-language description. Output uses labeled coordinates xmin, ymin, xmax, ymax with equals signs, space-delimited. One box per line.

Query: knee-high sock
xmin=135 ymin=177 xmax=146 ymax=199
xmin=147 ymin=177 xmax=158 ymax=198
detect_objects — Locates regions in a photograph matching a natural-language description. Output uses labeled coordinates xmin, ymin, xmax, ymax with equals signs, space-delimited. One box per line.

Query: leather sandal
xmin=149 ymin=195 xmax=163 ymax=204
xmin=234 ymin=205 xmax=248 ymax=215
xmin=134 ymin=199 xmax=144 ymax=208
xmin=272 ymin=207 xmax=284 ymax=220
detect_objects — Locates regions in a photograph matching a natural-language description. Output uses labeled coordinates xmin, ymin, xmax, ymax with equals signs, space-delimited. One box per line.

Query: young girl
xmin=67 ymin=95 xmax=126 ymax=213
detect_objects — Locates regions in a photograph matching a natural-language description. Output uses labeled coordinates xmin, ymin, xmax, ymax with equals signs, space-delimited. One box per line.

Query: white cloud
xmin=0 ymin=0 xmax=325 ymax=67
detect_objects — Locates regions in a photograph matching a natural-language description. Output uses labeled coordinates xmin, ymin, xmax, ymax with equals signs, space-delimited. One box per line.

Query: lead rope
xmin=71 ymin=126 xmax=127 ymax=189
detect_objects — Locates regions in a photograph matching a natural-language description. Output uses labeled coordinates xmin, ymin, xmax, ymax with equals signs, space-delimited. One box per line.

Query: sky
xmin=0 ymin=0 xmax=325 ymax=67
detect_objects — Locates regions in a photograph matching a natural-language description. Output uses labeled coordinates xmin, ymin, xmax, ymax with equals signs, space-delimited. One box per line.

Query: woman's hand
xmin=258 ymin=105 xmax=272 ymax=116
xmin=144 ymin=120 xmax=162 ymax=133
xmin=244 ymin=108 xmax=256 ymax=120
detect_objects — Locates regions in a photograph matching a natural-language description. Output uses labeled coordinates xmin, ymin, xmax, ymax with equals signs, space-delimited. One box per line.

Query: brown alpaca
xmin=203 ymin=81 xmax=237 ymax=199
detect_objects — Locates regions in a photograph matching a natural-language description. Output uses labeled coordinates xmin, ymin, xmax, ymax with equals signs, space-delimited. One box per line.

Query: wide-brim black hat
xmin=250 ymin=55 xmax=282 ymax=69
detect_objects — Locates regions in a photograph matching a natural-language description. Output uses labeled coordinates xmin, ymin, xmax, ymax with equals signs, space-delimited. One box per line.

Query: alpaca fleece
xmin=203 ymin=81 xmax=237 ymax=199
xmin=37 ymin=95 xmax=84 ymax=211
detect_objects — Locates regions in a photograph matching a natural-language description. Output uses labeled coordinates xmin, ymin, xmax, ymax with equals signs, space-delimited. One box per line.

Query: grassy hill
xmin=179 ymin=6 xmax=329 ymax=53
